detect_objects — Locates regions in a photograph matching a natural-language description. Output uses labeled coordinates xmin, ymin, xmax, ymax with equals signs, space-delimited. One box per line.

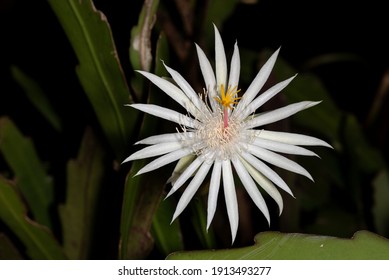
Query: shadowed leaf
xmin=59 ymin=128 xmax=105 ymax=259
xmin=10 ymin=66 xmax=62 ymax=132
xmin=0 ymin=233 xmax=23 ymax=260
xmin=373 ymin=169 xmax=389 ymax=236
xmin=0 ymin=117 xmax=54 ymax=228
xmin=47 ymin=0 xmax=136 ymax=160
xmin=0 ymin=178 xmax=66 ymax=259
xmin=129 ymin=0 xmax=159 ymax=100
xmin=119 ymin=33 xmax=169 ymax=259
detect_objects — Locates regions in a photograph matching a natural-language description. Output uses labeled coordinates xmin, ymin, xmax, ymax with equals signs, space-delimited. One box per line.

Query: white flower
xmin=123 ymin=25 xmax=331 ymax=243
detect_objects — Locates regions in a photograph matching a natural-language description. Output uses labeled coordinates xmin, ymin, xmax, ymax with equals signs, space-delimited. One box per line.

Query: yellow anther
xmin=214 ymin=84 xmax=241 ymax=109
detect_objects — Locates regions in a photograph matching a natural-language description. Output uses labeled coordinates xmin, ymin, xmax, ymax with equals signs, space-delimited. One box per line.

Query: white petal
xmin=128 ymin=104 xmax=200 ymax=129
xmin=232 ymin=157 xmax=270 ymax=225
xmin=240 ymin=156 xmax=284 ymax=214
xmin=251 ymin=137 xmax=318 ymax=157
xmin=136 ymin=70 xmax=199 ymax=117
xmin=162 ymin=62 xmax=208 ymax=115
xmin=166 ymin=156 xmax=204 ymax=197
xmin=135 ymin=148 xmax=193 ymax=176
xmin=246 ymin=143 xmax=314 ymax=181
xmin=166 ymin=154 xmax=196 ymax=185
xmin=136 ymin=132 xmax=193 ymax=145
xmin=240 ymin=151 xmax=294 ymax=196
xmin=236 ymin=75 xmax=297 ymax=119
xmin=171 ymin=161 xmax=212 ymax=222
xmin=195 ymin=43 xmax=217 ymax=111
xmin=214 ymin=24 xmax=227 ymax=88
xmin=123 ymin=142 xmax=183 ymax=163
xmin=257 ymin=130 xmax=332 ymax=147
xmin=207 ymin=160 xmax=222 ymax=230
xmin=235 ymin=48 xmax=280 ymax=113
xmin=222 ymin=159 xmax=239 ymax=243
xmin=228 ymin=42 xmax=240 ymax=89
xmin=245 ymin=101 xmax=321 ymax=129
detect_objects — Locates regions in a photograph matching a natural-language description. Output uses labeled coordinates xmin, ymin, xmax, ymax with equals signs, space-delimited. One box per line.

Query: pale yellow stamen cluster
xmin=194 ymin=108 xmax=242 ymax=160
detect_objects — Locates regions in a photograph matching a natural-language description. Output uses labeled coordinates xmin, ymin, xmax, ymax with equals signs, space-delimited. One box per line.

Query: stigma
xmin=214 ymin=84 xmax=241 ymax=128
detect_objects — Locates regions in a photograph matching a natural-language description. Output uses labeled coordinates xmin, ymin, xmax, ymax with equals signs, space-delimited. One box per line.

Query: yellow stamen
xmin=214 ymin=84 xmax=241 ymax=110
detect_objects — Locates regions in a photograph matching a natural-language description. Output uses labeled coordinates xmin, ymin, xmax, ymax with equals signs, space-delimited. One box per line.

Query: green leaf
xmin=343 ymin=115 xmax=384 ymax=173
xmin=0 ymin=233 xmax=23 ymax=260
xmin=373 ymin=169 xmax=389 ymax=236
xmin=0 ymin=117 xmax=54 ymax=228
xmin=59 ymin=128 xmax=105 ymax=259
xmin=190 ymin=199 xmax=216 ymax=249
xmin=203 ymin=0 xmax=240 ymax=46
xmin=0 ymin=178 xmax=66 ymax=259
xmin=167 ymin=230 xmax=389 ymax=259
xmin=129 ymin=0 xmax=160 ymax=100
xmin=47 ymin=0 xmax=136 ymax=159
xmin=119 ymin=33 xmax=169 ymax=259
xmin=10 ymin=66 xmax=62 ymax=132
xmin=151 ymin=198 xmax=184 ymax=256
xmin=130 ymin=0 xmax=159 ymax=72
xmin=269 ymin=50 xmax=341 ymax=141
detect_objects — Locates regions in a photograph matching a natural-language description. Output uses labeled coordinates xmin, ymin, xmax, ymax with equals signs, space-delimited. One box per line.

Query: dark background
xmin=1 ymin=0 xmax=389 ymax=257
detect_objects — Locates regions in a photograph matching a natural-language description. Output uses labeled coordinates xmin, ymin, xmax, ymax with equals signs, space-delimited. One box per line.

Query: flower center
xmin=194 ymin=110 xmax=241 ymax=160
xmin=214 ymin=84 xmax=241 ymax=129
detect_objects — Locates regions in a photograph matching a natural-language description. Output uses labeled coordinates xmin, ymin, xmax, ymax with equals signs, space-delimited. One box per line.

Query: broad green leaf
xmin=0 ymin=178 xmax=66 ymax=259
xmin=0 ymin=117 xmax=54 ymax=228
xmin=119 ymin=33 xmax=168 ymax=260
xmin=373 ymin=169 xmax=389 ymax=236
xmin=59 ymin=128 xmax=105 ymax=259
xmin=167 ymin=230 xmax=389 ymax=259
xmin=10 ymin=66 xmax=62 ymax=132
xmin=47 ymin=0 xmax=136 ymax=160
xmin=0 ymin=233 xmax=23 ymax=260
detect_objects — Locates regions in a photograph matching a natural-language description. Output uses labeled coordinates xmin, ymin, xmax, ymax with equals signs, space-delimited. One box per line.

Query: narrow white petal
xmin=245 ymin=101 xmax=321 ymax=129
xmin=128 ymin=104 xmax=200 ymax=129
xmin=257 ymin=130 xmax=332 ymax=147
xmin=236 ymin=75 xmax=296 ymax=119
xmin=162 ymin=62 xmax=208 ymax=114
xmin=214 ymin=24 xmax=227 ymax=88
xmin=240 ymin=156 xmax=284 ymax=214
xmin=123 ymin=142 xmax=183 ymax=163
xmin=232 ymin=157 xmax=270 ymax=225
xmin=195 ymin=43 xmax=217 ymax=111
xmin=136 ymin=70 xmax=199 ymax=117
xmin=246 ymin=143 xmax=313 ymax=181
xmin=207 ymin=160 xmax=222 ymax=230
xmin=235 ymin=48 xmax=280 ymax=113
xmin=135 ymin=148 xmax=192 ymax=176
xmin=166 ymin=156 xmax=204 ymax=197
xmin=222 ymin=160 xmax=239 ymax=243
xmin=171 ymin=161 xmax=212 ymax=222
xmin=136 ymin=132 xmax=193 ymax=145
xmin=251 ymin=137 xmax=318 ymax=157
xmin=228 ymin=42 xmax=240 ymax=89
xmin=240 ymin=151 xmax=294 ymax=197
xmin=166 ymin=154 xmax=196 ymax=185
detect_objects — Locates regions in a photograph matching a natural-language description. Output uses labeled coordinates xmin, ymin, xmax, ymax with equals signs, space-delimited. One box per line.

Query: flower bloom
xmin=123 ymin=25 xmax=331 ymax=242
